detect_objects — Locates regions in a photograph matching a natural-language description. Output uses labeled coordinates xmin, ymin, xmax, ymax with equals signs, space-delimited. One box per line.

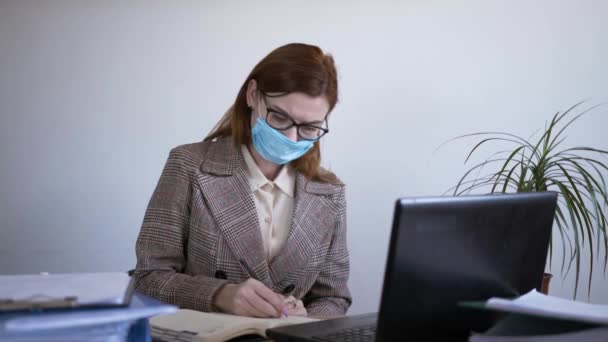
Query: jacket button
xmin=215 ymin=270 xmax=227 ymax=279
xmin=282 ymin=284 xmax=295 ymax=295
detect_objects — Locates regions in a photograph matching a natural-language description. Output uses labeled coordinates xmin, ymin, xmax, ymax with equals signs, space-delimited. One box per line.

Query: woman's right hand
xmin=213 ymin=278 xmax=286 ymax=318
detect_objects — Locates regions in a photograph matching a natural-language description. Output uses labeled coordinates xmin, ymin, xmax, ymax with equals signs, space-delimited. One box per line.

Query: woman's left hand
xmin=282 ymin=295 xmax=307 ymax=317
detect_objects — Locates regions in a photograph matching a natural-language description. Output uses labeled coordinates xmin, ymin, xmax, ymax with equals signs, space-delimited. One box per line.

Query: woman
xmin=134 ymin=43 xmax=351 ymax=318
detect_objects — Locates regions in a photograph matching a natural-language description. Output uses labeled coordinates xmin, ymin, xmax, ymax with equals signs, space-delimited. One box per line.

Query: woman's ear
xmin=245 ymin=79 xmax=258 ymax=109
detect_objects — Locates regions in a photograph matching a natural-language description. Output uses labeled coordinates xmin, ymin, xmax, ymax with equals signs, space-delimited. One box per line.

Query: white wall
xmin=1 ymin=0 xmax=607 ymax=314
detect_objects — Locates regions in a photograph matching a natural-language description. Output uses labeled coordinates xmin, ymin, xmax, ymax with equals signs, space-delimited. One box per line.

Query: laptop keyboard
xmin=312 ymin=324 xmax=376 ymax=342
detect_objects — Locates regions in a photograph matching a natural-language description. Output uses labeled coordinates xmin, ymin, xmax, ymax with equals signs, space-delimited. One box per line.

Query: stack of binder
xmin=0 ymin=272 xmax=177 ymax=341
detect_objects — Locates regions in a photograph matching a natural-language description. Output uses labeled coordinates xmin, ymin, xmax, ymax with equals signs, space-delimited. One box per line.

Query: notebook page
xmin=150 ymin=309 xmax=319 ymax=342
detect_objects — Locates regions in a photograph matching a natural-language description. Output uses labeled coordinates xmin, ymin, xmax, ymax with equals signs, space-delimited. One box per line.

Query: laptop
xmin=267 ymin=192 xmax=558 ymax=341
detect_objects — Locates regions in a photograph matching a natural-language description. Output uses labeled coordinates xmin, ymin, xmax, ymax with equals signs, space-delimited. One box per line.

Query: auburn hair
xmin=205 ymin=43 xmax=339 ymax=183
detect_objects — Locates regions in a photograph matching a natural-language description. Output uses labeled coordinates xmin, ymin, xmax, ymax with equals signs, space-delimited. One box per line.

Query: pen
xmin=239 ymin=260 xmax=289 ymax=318
xmin=281 ymin=284 xmax=295 ymax=296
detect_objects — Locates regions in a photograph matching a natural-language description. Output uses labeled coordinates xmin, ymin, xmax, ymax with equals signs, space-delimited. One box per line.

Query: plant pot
xmin=541 ymin=272 xmax=552 ymax=294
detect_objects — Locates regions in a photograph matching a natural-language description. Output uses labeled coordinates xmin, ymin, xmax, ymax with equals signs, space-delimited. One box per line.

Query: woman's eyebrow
xmin=268 ymin=104 xmax=325 ymax=125
xmin=268 ymin=104 xmax=290 ymax=116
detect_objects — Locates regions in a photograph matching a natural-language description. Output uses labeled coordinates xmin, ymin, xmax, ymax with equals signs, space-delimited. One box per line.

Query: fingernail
xmin=281 ymin=307 xmax=288 ymax=318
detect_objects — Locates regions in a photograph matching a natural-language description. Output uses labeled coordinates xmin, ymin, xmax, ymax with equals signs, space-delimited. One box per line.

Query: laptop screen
xmin=376 ymin=192 xmax=557 ymax=339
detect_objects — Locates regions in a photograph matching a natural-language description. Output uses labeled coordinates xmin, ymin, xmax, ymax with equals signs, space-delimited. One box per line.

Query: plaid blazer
xmin=134 ymin=137 xmax=351 ymax=316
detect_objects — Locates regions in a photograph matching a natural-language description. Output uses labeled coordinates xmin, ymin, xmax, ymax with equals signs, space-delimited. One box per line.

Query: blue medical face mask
xmin=251 ymin=117 xmax=314 ymax=165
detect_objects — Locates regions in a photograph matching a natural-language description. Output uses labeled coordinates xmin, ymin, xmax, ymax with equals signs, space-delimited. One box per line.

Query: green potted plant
xmin=444 ymin=102 xmax=608 ymax=298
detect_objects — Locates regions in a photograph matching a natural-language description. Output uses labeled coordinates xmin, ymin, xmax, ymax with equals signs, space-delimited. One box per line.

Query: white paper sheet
xmin=487 ymin=289 xmax=608 ymax=325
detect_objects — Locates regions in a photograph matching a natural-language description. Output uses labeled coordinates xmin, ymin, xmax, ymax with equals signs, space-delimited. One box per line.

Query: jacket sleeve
xmin=133 ymin=147 xmax=227 ymax=312
xmin=304 ymin=187 xmax=352 ymax=316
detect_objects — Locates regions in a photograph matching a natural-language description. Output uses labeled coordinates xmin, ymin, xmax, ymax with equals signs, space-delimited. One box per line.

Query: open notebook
xmin=150 ymin=309 xmax=319 ymax=342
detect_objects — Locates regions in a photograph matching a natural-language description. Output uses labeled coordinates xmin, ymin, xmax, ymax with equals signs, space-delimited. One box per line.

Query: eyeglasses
xmin=264 ymin=109 xmax=329 ymax=141
xmin=262 ymin=100 xmax=329 ymax=142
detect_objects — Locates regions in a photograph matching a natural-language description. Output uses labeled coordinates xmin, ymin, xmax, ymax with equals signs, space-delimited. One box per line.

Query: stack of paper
xmin=0 ymin=272 xmax=177 ymax=341
xmin=484 ymin=289 xmax=608 ymax=325
xmin=466 ymin=290 xmax=608 ymax=341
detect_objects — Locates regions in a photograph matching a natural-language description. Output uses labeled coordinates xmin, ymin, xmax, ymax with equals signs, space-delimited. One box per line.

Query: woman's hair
xmin=205 ymin=43 xmax=339 ymax=183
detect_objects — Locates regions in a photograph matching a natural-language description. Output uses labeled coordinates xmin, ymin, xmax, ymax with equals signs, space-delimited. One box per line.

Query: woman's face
xmin=246 ymin=80 xmax=330 ymax=142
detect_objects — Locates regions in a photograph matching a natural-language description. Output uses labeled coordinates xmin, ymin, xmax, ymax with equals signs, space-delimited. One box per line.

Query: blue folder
xmin=0 ymin=292 xmax=177 ymax=341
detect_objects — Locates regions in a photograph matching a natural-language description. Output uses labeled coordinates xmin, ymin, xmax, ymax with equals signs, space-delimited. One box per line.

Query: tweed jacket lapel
xmin=197 ymin=138 xmax=273 ymax=287
xmin=268 ymin=173 xmax=341 ymax=289
xmin=196 ymin=137 xmax=342 ymax=293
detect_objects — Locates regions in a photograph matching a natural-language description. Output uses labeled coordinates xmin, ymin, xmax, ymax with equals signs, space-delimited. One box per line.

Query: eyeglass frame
xmin=260 ymin=96 xmax=330 ymax=142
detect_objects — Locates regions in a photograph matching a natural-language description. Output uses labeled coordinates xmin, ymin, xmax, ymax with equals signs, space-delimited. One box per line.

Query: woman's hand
xmin=283 ymin=295 xmax=307 ymax=317
xmin=213 ymin=278 xmax=285 ymax=318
